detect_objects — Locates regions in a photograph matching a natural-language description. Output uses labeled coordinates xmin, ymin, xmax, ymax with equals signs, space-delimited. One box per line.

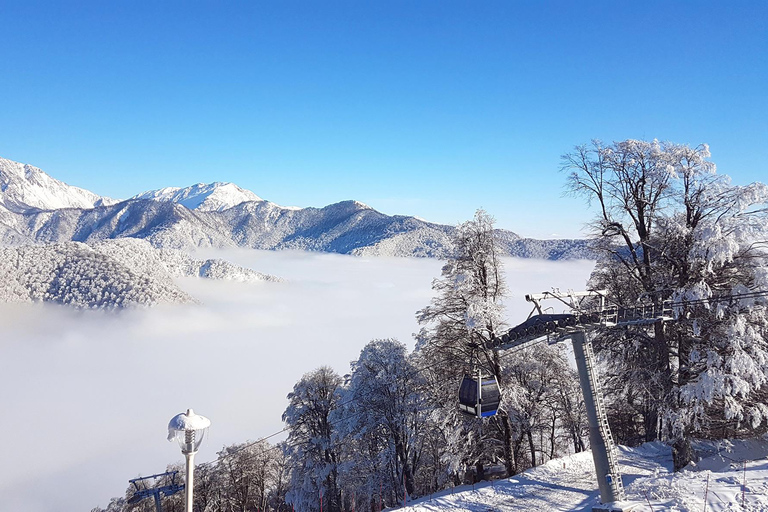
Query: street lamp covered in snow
xmin=168 ymin=408 xmax=210 ymax=512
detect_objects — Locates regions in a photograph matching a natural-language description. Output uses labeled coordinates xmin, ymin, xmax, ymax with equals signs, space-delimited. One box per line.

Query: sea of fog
xmin=0 ymin=249 xmax=595 ymax=512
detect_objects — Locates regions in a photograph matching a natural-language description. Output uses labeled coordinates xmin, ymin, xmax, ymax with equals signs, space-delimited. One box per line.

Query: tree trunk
xmin=550 ymin=415 xmax=557 ymax=461
xmin=513 ymin=436 xmax=525 ymax=472
xmin=672 ymin=436 xmax=695 ymax=471
xmin=393 ymin=435 xmax=415 ymax=497
xmin=527 ymin=429 xmax=537 ymax=467
xmin=501 ymin=413 xmax=515 ymax=476
xmin=475 ymin=461 xmax=485 ymax=482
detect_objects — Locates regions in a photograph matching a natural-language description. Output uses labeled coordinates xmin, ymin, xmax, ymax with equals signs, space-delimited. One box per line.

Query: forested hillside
xmin=0 ymin=238 xmax=279 ymax=308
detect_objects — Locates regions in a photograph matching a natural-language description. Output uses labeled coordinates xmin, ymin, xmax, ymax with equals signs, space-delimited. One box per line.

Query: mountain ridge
xmin=0 ymin=156 xmax=595 ymax=259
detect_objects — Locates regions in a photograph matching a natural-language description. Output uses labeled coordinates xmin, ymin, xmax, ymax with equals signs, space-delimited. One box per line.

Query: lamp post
xmin=168 ymin=409 xmax=210 ymax=512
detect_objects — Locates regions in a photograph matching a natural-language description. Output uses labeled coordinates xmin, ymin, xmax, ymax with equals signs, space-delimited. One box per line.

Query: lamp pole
xmin=168 ymin=409 xmax=211 ymax=512
xmin=184 ymin=450 xmax=194 ymax=512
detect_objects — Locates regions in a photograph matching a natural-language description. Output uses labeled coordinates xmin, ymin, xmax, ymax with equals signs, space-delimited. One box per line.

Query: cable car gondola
xmin=458 ymin=369 xmax=501 ymax=418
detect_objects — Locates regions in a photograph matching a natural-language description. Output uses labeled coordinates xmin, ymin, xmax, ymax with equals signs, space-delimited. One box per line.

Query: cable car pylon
xmin=569 ymin=329 xmax=625 ymax=507
xmin=484 ymin=290 xmax=633 ymax=509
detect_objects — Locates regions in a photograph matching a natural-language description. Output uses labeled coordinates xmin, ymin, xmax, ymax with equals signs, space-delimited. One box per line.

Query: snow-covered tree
xmin=333 ymin=339 xmax=425 ymax=507
xmin=417 ymin=209 xmax=507 ymax=358
xmin=191 ymin=462 xmax=220 ymax=512
xmin=283 ymin=366 xmax=343 ymax=512
xmin=503 ymin=343 xmax=586 ymax=469
xmin=416 ymin=209 xmax=518 ymax=476
xmin=214 ymin=440 xmax=276 ymax=512
xmin=90 ymin=497 xmax=126 ymax=512
xmin=562 ymin=139 xmax=768 ymax=451
xmin=266 ymin=443 xmax=292 ymax=512
xmin=667 ymin=179 xmax=768 ymax=441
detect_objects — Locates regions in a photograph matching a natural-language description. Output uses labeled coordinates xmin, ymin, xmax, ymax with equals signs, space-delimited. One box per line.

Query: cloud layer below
xmin=0 ymin=249 xmax=595 ymax=512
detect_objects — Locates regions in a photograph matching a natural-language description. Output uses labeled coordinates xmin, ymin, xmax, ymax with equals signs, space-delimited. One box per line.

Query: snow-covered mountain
xmin=0 ymin=156 xmax=115 ymax=212
xmin=0 ymin=156 xmax=596 ymax=259
xmin=131 ymin=182 xmax=263 ymax=211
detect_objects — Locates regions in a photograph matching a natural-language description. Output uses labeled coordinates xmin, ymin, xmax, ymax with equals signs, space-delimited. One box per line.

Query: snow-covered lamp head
xmin=167 ymin=408 xmax=210 ymax=454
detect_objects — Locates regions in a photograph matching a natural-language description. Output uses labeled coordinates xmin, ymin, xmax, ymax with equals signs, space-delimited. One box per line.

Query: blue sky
xmin=0 ymin=1 xmax=765 ymax=238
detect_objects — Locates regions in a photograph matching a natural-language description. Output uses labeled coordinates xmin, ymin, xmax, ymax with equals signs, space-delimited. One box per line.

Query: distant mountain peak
xmin=132 ymin=181 xmax=263 ymax=211
xmin=0 ymin=156 xmax=115 ymax=212
xmin=351 ymin=200 xmax=372 ymax=210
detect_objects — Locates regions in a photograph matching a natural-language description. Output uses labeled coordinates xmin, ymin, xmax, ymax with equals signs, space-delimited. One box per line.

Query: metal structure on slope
xmin=485 ymin=289 xmax=675 ymax=506
xmin=127 ymin=471 xmax=184 ymax=512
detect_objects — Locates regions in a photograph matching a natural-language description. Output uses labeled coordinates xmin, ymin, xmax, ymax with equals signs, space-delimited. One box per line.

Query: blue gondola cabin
xmin=458 ymin=373 xmax=501 ymax=418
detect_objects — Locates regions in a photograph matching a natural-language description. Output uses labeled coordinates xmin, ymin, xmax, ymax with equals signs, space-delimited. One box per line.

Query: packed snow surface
xmin=400 ymin=440 xmax=768 ymax=512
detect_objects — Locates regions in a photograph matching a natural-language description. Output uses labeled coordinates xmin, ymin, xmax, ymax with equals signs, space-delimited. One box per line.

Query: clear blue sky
xmin=1 ymin=1 xmax=765 ymax=238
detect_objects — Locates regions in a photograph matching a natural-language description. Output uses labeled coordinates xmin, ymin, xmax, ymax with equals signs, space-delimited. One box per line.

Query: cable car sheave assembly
xmin=127 ymin=471 xmax=184 ymax=512
xmin=458 ymin=289 xmax=674 ymax=509
xmin=492 ymin=290 xmax=673 ymax=351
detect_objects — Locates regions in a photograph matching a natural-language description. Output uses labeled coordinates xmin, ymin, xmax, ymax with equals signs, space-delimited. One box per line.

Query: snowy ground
xmin=399 ymin=439 xmax=768 ymax=512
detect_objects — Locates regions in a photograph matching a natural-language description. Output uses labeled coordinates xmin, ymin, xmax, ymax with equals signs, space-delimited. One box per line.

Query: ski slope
xmin=400 ymin=440 xmax=768 ymax=511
